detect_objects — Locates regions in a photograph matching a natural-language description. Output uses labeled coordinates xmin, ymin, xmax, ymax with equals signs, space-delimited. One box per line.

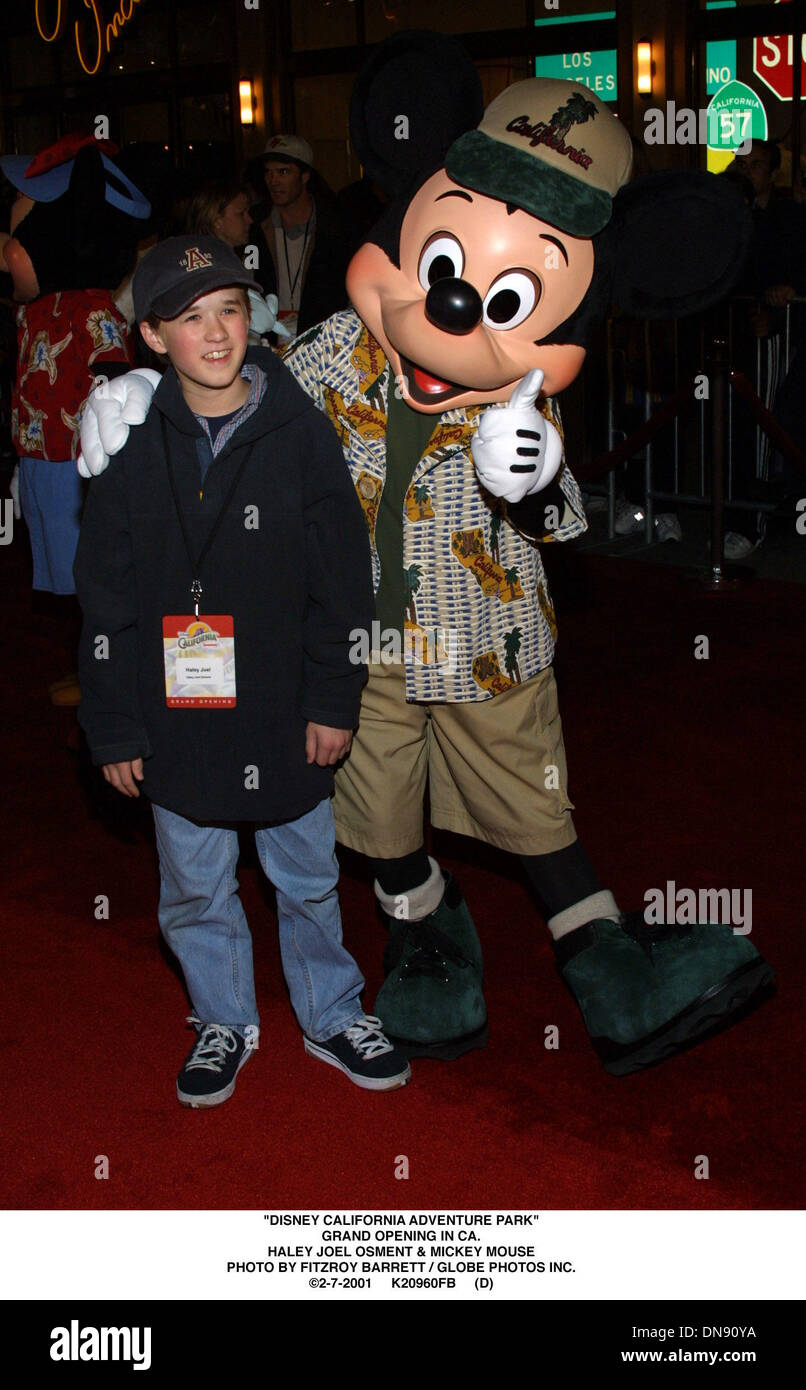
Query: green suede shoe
xmin=554 ymin=914 xmax=774 ymax=1075
xmin=374 ymin=873 xmax=488 ymax=1059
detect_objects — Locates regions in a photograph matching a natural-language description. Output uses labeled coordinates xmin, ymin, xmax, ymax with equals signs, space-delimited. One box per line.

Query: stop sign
xmin=754 ymin=0 xmax=806 ymax=100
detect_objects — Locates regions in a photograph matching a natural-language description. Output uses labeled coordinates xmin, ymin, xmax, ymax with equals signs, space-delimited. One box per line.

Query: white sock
xmin=373 ymin=856 xmax=444 ymax=921
xmin=547 ymin=890 xmax=620 ymax=941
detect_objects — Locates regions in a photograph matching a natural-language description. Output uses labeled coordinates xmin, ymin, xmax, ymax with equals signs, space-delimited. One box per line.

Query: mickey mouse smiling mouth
xmin=400 ymin=353 xmax=466 ymax=407
xmin=345 ymin=169 xmax=593 ymax=412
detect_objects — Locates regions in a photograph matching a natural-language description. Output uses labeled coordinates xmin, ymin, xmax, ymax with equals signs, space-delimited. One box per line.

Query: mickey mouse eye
xmin=418 ymin=233 xmax=465 ymax=292
xmin=482 ymin=270 xmax=541 ymax=330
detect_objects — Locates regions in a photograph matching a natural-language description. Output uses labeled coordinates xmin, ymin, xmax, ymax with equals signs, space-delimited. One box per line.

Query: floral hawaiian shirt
xmin=282 ymin=309 xmax=588 ymax=702
xmin=13 ymin=289 xmax=130 ymax=462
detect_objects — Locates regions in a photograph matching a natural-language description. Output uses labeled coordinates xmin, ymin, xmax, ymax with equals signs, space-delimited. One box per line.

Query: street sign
xmin=535 ymin=49 xmax=617 ymax=99
xmin=706 ymin=1 xmax=737 ymax=96
xmin=706 ymin=80 xmax=768 ymax=173
xmin=706 ymin=80 xmax=768 ymax=150
xmin=534 ymin=8 xmax=617 ymax=101
xmin=753 ymin=0 xmax=806 ymax=100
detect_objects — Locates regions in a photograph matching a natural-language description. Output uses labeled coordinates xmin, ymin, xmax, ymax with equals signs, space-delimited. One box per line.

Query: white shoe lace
xmin=185 ymin=1016 xmax=259 ymax=1072
xmin=343 ymin=1015 xmax=394 ymax=1059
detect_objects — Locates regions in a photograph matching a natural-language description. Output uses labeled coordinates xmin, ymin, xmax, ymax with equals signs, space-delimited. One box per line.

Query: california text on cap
xmin=446 ymin=78 xmax=633 ymax=237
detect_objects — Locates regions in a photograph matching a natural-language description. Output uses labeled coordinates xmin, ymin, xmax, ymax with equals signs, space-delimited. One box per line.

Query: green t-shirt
xmin=374 ymin=384 xmax=439 ymax=639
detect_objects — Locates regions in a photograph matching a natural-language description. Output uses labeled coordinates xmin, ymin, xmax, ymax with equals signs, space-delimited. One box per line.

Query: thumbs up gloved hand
xmin=470 ymin=369 xmax=563 ymax=504
xmin=77 ymin=368 xmax=162 ymax=479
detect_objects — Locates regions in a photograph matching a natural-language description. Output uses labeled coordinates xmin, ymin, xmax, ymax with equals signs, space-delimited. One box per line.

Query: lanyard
xmin=282 ymin=216 xmax=311 ymax=308
xmin=161 ymin=414 xmax=255 ymax=615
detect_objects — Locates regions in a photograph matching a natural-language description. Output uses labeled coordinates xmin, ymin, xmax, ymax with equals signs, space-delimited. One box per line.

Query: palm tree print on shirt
xmin=404 ymin=564 xmax=422 ymax=625
xmin=503 ymin=626 xmax=523 ymax=683
xmin=489 ymin=512 xmax=502 ymax=565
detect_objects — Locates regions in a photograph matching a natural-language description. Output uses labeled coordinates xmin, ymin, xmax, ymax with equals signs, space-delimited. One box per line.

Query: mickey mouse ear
xmin=611 ymin=169 xmax=753 ymax=319
xmin=349 ymin=29 xmax=484 ymax=198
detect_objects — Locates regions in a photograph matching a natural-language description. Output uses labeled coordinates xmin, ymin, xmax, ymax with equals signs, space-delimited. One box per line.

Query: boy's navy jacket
xmin=74 ymin=345 xmax=374 ymax=823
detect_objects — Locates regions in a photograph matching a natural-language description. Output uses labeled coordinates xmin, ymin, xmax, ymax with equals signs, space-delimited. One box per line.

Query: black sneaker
xmin=177 ymin=1016 xmax=259 ymax=1108
xmin=304 ymin=1015 xmax=411 ymax=1091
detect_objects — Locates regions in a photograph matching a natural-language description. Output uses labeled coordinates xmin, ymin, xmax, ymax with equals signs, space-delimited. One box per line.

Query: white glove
xmin=9 ymin=463 xmax=21 ymax=520
xmin=248 ymin=288 xmax=291 ymax=339
xmin=77 ymin=368 xmax=161 ymax=479
xmin=470 ymin=369 xmax=563 ymax=504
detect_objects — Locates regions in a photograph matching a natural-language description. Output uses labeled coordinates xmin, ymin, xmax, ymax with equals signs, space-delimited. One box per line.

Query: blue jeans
xmin=151 ymin=797 xmax=365 ymax=1042
xmin=18 ymin=456 xmax=84 ymax=594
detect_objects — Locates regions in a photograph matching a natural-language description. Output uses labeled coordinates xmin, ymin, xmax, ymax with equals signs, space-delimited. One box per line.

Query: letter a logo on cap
xmin=180 ymin=246 xmax=214 ymax=272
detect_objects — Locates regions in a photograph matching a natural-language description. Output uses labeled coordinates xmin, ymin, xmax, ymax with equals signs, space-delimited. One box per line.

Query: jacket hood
xmin=151 ymin=342 xmax=315 ymax=438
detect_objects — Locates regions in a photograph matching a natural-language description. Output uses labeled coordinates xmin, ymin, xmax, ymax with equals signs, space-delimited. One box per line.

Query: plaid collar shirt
xmin=194 ymin=362 xmax=266 ymax=455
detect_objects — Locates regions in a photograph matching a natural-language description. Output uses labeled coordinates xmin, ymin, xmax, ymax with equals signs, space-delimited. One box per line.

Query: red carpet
xmin=2 ymin=532 xmax=803 ymax=1210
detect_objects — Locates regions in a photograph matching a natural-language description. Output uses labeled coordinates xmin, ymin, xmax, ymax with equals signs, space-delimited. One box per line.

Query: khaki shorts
xmin=333 ymin=659 xmax=577 ymax=857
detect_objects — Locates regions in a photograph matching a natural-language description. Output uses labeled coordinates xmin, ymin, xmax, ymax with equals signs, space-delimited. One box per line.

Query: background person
xmin=74 ymin=235 xmax=410 ymax=1105
xmin=185 ymin=179 xmax=252 ymax=249
xmin=247 ymin=135 xmax=349 ymax=338
xmin=723 ymin=140 xmax=805 ymax=557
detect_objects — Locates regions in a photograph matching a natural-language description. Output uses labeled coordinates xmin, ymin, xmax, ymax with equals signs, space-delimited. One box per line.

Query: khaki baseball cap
xmin=446 ymin=78 xmax=633 ymax=237
xmin=263 ymin=134 xmax=314 ymax=169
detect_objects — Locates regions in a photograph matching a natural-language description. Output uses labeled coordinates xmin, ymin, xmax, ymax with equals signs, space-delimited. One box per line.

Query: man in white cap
xmin=254 ymin=134 xmax=349 ymax=338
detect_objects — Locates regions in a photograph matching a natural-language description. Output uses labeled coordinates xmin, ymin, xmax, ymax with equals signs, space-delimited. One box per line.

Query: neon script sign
xmin=35 ymin=0 xmax=146 ymax=77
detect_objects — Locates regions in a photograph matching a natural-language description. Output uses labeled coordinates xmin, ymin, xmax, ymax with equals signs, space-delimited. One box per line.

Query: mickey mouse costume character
xmin=78 ymin=33 xmax=773 ymax=1074
xmin=0 ymin=132 xmax=151 ymax=703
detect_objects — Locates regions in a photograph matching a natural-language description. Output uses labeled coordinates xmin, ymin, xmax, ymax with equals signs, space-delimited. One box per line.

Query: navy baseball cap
xmin=133 ymin=235 xmax=258 ymax=322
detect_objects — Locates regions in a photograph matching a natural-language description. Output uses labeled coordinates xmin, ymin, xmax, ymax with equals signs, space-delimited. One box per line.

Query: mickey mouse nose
xmin=425 ymin=278 xmax=483 ymax=335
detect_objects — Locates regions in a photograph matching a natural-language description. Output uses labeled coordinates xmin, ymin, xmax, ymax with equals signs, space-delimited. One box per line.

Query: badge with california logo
xmin=162 ymin=615 xmax=236 ymax=707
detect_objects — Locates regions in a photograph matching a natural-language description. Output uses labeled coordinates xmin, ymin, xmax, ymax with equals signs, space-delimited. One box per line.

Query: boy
xmin=74 ymin=235 xmax=410 ymax=1106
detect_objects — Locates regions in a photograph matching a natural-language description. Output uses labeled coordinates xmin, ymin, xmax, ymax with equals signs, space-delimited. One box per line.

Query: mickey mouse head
xmin=346 ymin=33 xmax=752 ymax=411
